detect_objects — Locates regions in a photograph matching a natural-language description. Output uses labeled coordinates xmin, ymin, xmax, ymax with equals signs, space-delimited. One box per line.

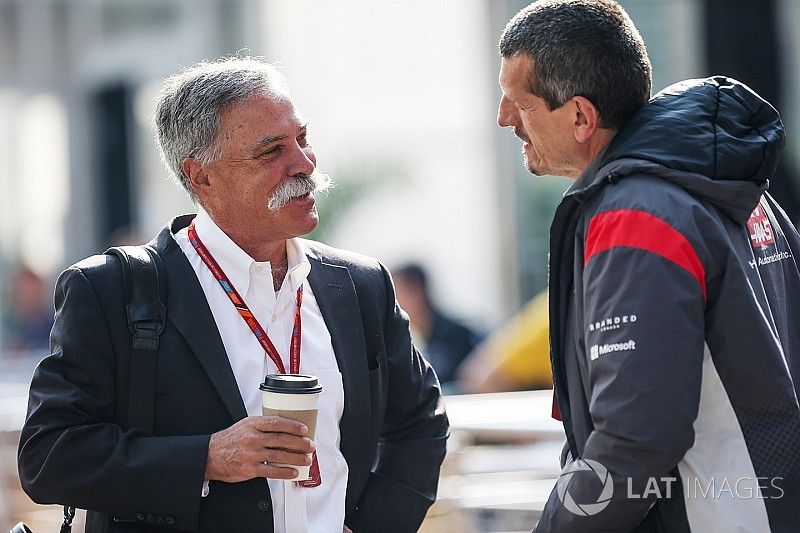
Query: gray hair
xmin=500 ymin=0 xmax=652 ymax=130
xmin=154 ymin=57 xmax=289 ymax=200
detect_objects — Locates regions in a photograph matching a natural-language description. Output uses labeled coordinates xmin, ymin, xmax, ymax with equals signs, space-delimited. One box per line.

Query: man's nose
xmin=288 ymin=144 xmax=316 ymax=177
xmin=497 ymin=95 xmax=517 ymax=128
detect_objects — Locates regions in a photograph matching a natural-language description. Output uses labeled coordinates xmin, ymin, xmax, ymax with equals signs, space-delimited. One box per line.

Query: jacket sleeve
xmin=536 ymin=208 xmax=707 ymax=532
xmin=17 ymin=266 xmax=209 ymax=531
xmin=345 ymin=264 xmax=449 ymax=533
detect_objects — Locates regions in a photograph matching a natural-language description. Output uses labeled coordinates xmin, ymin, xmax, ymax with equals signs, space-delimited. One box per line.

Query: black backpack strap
xmin=59 ymin=506 xmax=75 ymax=533
xmin=106 ymin=244 xmax=166 ymax=433
xmin=48 ymin=246 xmax=166 ymax=533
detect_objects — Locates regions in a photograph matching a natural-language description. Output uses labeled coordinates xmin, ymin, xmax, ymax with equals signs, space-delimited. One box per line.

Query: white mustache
xmin=266 ymin=170 xmax=332 ymax=212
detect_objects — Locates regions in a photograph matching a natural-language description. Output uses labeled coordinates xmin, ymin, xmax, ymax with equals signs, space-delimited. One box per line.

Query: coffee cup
xmin=260 ymin=374 xmax=322 ymax=481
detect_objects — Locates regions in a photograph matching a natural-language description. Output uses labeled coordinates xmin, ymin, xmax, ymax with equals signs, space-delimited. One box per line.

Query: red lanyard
xmin=188 ymin=222 xmax=303 ymax=374
xmin=188 ymin=222 xmax=321 ymax=487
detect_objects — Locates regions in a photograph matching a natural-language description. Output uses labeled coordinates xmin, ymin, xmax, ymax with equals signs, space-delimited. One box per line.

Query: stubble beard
xmin=522 ymin=148 xmax=544 ymax=177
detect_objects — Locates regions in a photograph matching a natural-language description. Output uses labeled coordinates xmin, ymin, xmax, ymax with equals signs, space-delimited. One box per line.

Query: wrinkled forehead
xmin=499 ymin=54 xmax=534 ymax=94
xmin=215 ymin=92 xmax=305 ymax=148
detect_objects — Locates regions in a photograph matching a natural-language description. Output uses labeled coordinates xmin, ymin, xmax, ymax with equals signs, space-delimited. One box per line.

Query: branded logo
xmin=748 ymin=251 xmax=792 ymax=270
xmin=588 ymin=315 xmax=637 ymax=333
xmin=589 ymin=340 xmax=636 ymax=360
xmin=557 ymin=459 xmax=614 ymax=516
xmin=747 ymin=205 xmax=775 ymax=249
xmin=745 ymin=204 xmax=793 ymax=269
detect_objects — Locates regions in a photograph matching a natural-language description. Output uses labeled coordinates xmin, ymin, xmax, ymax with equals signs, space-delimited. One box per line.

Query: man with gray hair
xmin=497 ymin=0 xmax=800 ymax=531
xmin=19 ymin=57 xmax=447 ymax=532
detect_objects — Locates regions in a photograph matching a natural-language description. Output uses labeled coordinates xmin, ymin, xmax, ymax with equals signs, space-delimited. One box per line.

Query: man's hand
xmin=205 ymin=416 xmax=315 ymax=483
xmin=343 ymin=526 xmax=353 ymax=533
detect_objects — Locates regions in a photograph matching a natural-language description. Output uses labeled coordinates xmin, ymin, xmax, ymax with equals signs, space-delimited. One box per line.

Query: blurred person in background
xmin=18 ymin=57 xmax=447 ymax=533
xmin=498 ymin=0 xmax=800 ymax=531
xmin=3 ymin=263 xmax=53 ymax=354
xmin=456 ymin=290 xmax=551 ymax=393
xmin=392 ymin=263 xmax=481 ymax=390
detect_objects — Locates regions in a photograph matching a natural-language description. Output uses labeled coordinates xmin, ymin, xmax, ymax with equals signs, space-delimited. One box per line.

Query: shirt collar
xmin=285 ymin=238 xmax=312 ymax=293
xmin=193 ymin=208 xmax=311 ymax=295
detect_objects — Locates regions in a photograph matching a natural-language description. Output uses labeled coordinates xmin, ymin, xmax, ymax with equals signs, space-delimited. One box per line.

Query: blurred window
xmin=100 ymin=1 xmax=178 ymax=38
xmin=0 ymin=1 xmax=20 ymax=71
xmin=17 ymin=93 xmax=70 ymax=275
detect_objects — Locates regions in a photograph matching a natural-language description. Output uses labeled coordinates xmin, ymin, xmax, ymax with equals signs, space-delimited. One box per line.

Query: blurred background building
xmin=1 ymin=0 xmax=799 ymax=529
xmin=1 ymin=0 xmax=799 ymax=355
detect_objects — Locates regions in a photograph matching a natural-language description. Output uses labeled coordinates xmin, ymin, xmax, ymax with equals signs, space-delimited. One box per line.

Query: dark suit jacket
xmin=18 ymin=215 xmax=449 ymax=532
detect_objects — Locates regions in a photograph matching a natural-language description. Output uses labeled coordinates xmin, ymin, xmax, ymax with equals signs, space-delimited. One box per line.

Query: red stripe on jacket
xmin=584 ymin=209 xmax=707 ymax=300
xmin=552 ymin=393 xmax=562 ymax=421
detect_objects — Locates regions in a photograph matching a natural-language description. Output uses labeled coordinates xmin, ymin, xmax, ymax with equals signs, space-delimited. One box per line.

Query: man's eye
xmin=260 ymin=146 xmax=281 ymax=157
xmin=297 ymin=133 xmax=308 ymax=146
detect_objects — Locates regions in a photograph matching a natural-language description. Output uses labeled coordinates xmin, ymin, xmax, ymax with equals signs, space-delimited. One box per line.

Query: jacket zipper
xmin=549 ymin=197 xmax=580 ymax=457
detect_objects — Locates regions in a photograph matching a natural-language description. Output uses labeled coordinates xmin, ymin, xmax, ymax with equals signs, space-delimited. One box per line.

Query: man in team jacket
xmin=497 ymin=1 xmax=800 ymax=531
xmin=18 ymin=57 xmax=448 ymax=533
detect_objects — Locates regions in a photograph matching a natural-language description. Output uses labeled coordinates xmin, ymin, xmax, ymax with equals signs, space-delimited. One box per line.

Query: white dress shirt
xmin=174 ymin=208 xmax=348 ymax=533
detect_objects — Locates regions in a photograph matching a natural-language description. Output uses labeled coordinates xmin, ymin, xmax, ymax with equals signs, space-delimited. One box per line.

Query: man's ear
xmin=571 ymin=96 xmax=600 ymax=144
xmin=182 ymin=157 xmax=210 ymax=197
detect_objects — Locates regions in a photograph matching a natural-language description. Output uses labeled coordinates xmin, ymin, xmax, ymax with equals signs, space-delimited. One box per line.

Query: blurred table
xmin=443 ymin=389 xmax=565 ymax=444
xmin=423 ymin=390 xmax=565 ymax=532
xmin=0 ymin=382 xmax=29 ymax=432
xmin=3 ymin=382 xmax=566 ymax=532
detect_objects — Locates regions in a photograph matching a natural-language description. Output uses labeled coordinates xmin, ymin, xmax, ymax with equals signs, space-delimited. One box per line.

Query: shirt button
xmin=155 ymin=515 xmax=164 ymax=524
xmin=136 ymin=513 xmax=144 ymax=521
xmin=257 ymin=499 xmax=271 ymax=512
xmin=166 ymin=515 xmax=175 ymax=525
xmin=145 ymin=514 xmax=153 ymax=522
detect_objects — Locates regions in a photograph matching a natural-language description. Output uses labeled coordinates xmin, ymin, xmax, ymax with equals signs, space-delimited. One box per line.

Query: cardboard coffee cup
xmin=260 ymin=374 xmax=322 ymax=481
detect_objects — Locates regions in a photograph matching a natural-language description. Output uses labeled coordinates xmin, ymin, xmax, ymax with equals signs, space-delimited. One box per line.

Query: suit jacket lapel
xmin=307 ymin=254 xmax=371 ymax=492
xmin=151 ymin=218 xmax=370 ymax=454
xmin=154 ymin=217 xmax=248 ymax=422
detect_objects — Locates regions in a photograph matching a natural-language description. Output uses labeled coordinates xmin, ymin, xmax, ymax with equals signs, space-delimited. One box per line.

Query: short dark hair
xmin=394 ymin=263 xmax=428 ymax=291
xmin=393 ymin=263 xmax=432 ymax=303
xmin=499 ymin=0 xmax=652 ymax=130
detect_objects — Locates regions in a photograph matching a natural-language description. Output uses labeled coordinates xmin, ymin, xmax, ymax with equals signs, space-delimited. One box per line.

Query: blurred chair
xmin=456 ymin=290 xmax=552 ymax=393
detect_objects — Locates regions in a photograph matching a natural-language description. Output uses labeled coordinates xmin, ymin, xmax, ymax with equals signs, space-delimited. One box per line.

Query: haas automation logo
xmin=747 ymin=204 xmax=775 ymax=249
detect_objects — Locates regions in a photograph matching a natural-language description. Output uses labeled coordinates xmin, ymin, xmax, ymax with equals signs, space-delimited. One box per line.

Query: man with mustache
xmin=18 ymin=57 xmax=448 ymax=533
xmin=497 ymin=1 xmax=800 ymax=531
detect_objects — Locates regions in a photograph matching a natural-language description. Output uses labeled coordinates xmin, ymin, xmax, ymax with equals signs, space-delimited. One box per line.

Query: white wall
xmin=260 ymin=0 xmax=507 ymax=323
